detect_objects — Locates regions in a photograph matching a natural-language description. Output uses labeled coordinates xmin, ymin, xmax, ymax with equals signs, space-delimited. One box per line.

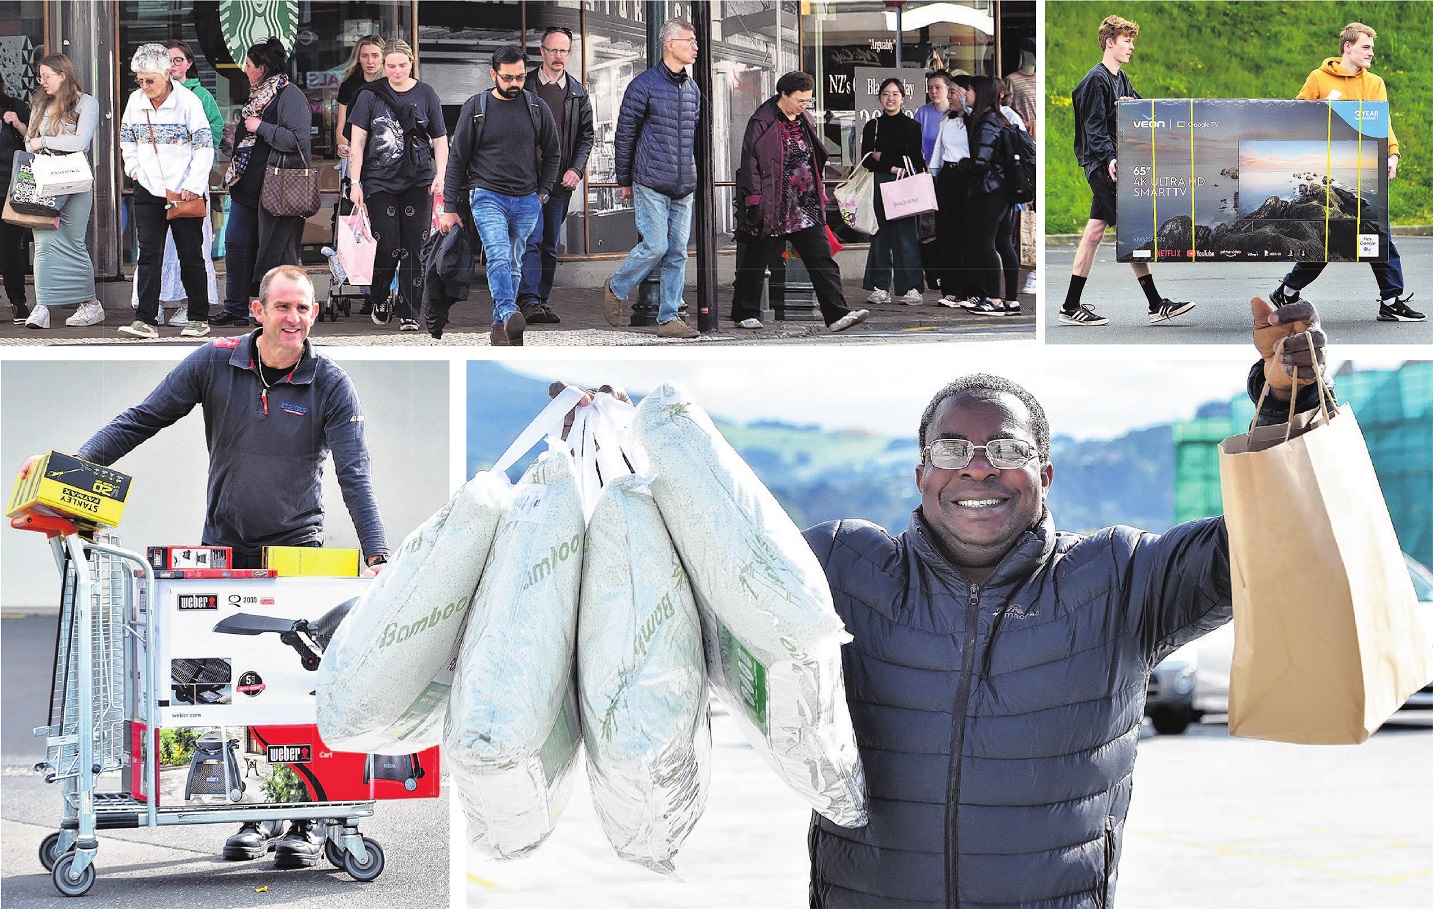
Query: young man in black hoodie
xmin=1062 ymin=14 xmax=1193 ymax=327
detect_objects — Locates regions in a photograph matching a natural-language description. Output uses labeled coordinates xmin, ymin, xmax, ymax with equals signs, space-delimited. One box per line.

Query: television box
xmin=1115 ymin=99 xmax=1389 ymax=263
xmin=7 ymin=451 xmax=131 ymax=528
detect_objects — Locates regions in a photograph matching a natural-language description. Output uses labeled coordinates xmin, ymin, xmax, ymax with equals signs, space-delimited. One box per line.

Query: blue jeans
xmin=609 ymin=183 xmax=693 ymax=324
xmin=517 ymin=191 xmax=572 ymax=308
xmin=1282 ymin=236 xmax=1404 ymax=300
xmin=470 ymin=188 xmax=542 ymax=325
xmin=222 ymin=199 xmax=259 ymax=318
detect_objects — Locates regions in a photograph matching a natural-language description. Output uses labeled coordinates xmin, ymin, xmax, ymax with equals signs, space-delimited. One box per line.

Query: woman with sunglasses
xmin=127 ymin=41 xmax=223 ymax=327
xmin=212 ymin=37 xmax=312 ymax=328
xmin=21 ymin=53 xmax=101 ymax=330
xmin=347 ymin=39 xmax=448 ymax=331
xmin=117 ymin=43 xmax=213 ymax=338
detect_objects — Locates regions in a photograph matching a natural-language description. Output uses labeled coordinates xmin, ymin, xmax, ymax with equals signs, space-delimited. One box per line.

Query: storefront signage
xmin=219 ymin=0 xmax=297 ymax=67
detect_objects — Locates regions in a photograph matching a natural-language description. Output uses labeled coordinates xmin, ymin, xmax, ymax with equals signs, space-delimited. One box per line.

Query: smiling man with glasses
xmin=514 ymin=23 xmax=594 ymax=326
xmin=803 ymin=299 xmax=1337 ymax=907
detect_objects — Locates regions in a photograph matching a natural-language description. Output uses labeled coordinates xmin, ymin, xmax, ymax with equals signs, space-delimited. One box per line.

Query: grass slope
xmin=1045 ymin=1 xmax=1433 ymax=234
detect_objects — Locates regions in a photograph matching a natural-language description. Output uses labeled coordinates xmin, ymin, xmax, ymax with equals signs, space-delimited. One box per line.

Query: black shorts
xmin=1086 ymin=164 xmax=1118 ymax=224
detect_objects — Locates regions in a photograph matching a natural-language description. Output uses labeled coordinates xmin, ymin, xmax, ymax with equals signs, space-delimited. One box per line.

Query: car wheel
xmin=1150 ymin=705 xmax=1194 ymax=735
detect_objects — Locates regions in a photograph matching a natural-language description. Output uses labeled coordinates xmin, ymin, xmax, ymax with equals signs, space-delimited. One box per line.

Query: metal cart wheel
xmin=325 ymin=838 xmax=344 ymax=868
xmin=51 ymin=852 xmax=95 ymax=897
xmin=39 ymin=831 xmax=63 ymax=871
xmin=343 ymin=837 xmax=384 ymax=882
xmin=403 ymin=777 xmax=417 ymax=792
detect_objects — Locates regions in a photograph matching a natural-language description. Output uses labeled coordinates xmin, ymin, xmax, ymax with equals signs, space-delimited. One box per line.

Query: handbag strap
xmin=143 ymin=109 xmax=170 ymax=193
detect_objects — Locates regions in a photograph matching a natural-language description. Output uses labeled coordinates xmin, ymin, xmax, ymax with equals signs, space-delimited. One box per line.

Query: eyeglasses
xmin=789 ymin=96 xmax=815 ymax=107
xmin=923 ymin=438 xmax=1038 ymax=470
xmin=541 ymin=46 xmax=571 ymax=55
xmin=170 ymin=56 xmax=188 ymax=65
xmin=135 ymin=76 xmax=165 ymax=87
xmin=495 ymin=73 xmax=526 ymax=84
xmin=669 ymin=37 xmax=699 ymax=46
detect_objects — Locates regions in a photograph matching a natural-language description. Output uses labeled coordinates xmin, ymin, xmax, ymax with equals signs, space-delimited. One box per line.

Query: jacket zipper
xmin=944 ymin=582 xmax=982 ymax=908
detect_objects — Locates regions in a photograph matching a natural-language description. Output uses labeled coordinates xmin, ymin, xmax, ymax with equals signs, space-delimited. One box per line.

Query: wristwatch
xmin=366 ymin=554 xmax=388 ymax=568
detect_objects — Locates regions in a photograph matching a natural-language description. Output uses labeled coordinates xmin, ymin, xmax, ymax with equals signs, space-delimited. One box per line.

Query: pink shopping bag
xmin=337 ymin=206 xmax=377 ymax=286
xmin=880 ymin=157 xmax=938 ymax=222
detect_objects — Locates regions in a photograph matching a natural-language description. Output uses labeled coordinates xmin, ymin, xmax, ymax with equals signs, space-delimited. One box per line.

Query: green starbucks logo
xmin=219 ymin=0 xmax=298 ymax=67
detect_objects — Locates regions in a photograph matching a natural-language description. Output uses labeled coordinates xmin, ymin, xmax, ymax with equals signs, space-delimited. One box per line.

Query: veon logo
xmin=1133 ymin=118 xmax=1166 ymax=128
xmin=267 ymin=744 xmax=312 ymax=763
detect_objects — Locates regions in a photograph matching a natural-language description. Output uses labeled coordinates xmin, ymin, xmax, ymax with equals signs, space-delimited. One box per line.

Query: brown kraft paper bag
xmin=1218 ymin=367 xmax=1433 ymax=744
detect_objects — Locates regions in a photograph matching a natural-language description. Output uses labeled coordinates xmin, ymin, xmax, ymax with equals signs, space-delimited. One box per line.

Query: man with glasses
xmin=513 ymin=25 xmax=594 ymax=326
xmin=602 ymin=17 xmax=702 ymax=339
xmin=730 ymin=71 xmax=869 ymax=333
xmin=441 ymin=45 xmax=560 ymax=347
xmin=804 ymin=299 xmax=1332 ymax=906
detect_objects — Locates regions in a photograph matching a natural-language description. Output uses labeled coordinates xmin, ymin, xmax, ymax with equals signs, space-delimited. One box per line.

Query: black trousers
xmin=966 ymin=188 xmax=1019 ymax=302
xmin=0 ymin=212 xmax=28 ymax=306
xmin=731 ymin=224 xmax=850 ymax=325
xmin=368 ymin=185 xmax=432 ymax=322
xmin=133 ymin=185 xmax=209 ymax=325
xmin=934 ymin=165 xmax=969 ymax=299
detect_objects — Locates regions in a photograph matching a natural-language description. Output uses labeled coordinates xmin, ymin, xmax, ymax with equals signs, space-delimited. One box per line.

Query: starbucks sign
xmin=219 ymin=0 xmax=298 ymax=67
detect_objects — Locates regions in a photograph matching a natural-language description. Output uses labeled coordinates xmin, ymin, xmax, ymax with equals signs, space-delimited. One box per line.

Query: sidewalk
xmin=0 ymin=273 xmax=1036 ymax=348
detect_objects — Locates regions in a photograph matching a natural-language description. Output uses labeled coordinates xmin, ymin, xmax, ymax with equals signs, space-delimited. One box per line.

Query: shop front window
xmin=0 ymin=2 xmax=48 ymax=101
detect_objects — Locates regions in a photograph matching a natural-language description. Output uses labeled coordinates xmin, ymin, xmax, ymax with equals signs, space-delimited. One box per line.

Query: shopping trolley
xmin=16 ymin=514 xmax=385 ymax=896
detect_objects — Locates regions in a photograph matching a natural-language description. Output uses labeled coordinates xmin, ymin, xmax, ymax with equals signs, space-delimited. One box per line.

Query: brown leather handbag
xmin=260 ymin=144 xmax=321 ymax=219
xmin=144 ymin=110 xmax=207 ymax=220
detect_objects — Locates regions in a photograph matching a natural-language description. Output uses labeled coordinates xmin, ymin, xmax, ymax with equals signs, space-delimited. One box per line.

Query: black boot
xmin=223 ymin=820 xmax=284 ymax=860
xmin=274 ymin=819 xmax=325 ymax=868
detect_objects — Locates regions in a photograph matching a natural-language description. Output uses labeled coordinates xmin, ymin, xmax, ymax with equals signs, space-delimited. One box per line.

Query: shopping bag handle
xmin=1249 ymin=331 xmax=1333 ymax=439
xmin=491 ymin=385 xmax=587 ymax=476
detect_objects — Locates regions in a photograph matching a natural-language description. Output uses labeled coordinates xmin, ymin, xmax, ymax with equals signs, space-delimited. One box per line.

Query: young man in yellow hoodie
xmin=1270 ymin=22 xmax=1423 ymax=323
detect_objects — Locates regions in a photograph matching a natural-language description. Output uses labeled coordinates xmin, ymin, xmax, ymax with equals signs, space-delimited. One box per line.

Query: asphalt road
xmin=1044 ymin=235 xmax=1433 ymax=345
xmin=465 ymin=708 xmax=1433 ymax=908
xmin=1 ymin=614 xmax=451 ymax=909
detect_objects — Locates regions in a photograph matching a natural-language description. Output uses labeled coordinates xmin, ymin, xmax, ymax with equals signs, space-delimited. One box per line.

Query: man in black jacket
xmin=807 ymin=298 xmax=1328 ymax=907
xmin=515 ymin=26 xmax=594 ymax=326
xmin=1062 ymin=14 xmax=1193 ymax=328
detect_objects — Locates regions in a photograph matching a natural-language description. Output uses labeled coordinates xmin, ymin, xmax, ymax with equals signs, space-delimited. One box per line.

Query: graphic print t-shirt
xmin=348 ymin=80 xmax=446 ymax=194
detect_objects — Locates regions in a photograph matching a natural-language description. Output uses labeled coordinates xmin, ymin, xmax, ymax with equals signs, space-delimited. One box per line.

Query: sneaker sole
xmin=1059 ymin=315 xmax=1109 ymax=326
xmin=1377 ymin=312 xmax=1427 ymax=322
xmin=66 ymin=317 xmax=106 ymax=327
xmin=118 ymin=329 xmax=157 ymax=339
xmin=1149 ymin=302 xmax=1197 ymax=324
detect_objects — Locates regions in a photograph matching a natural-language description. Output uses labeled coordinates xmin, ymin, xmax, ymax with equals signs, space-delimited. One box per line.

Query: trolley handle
xmin=11 ymin=514 xmax=81 ymax=538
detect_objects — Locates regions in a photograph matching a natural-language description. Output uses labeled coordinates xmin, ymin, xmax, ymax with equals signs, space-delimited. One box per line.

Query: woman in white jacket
xmin=117 ymin=43 xmax=214 ymax=339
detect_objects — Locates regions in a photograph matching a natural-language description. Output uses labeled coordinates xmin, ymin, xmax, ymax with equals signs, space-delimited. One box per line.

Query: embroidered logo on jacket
xmin=281 ymin=403 xmax=307 ymax=416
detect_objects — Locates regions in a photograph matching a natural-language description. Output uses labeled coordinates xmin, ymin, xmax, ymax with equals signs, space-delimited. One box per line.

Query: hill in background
xmin=466 ymin=363 xmax=1182 ymax=538
xmin=1045 ymin=1 xmax=1432 ymax=234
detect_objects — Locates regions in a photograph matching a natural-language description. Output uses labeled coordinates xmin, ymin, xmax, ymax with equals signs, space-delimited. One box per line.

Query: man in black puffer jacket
xmin=601 ymin=17 xmax=702 ymax=339
xmin=804 ymin=297 xmax=1331 ymax=908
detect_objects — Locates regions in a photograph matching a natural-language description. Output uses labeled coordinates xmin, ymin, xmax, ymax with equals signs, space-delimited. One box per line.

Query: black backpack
xmin=997 ymin=123 xmax=1036 ymax=205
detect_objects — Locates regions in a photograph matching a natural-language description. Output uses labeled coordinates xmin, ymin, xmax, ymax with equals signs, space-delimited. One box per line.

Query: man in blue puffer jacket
xmin=602 ymin=17 xmax=702 ymax=339
xmin=804 ymin=297 xmax=1331 ymax=908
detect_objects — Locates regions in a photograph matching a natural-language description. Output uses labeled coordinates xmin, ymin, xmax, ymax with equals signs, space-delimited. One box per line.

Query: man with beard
xmin=441 ymin=45 xmax=561 ymax=347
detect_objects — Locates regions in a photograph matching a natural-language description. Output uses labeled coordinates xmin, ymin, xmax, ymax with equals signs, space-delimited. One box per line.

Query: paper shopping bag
xmin=880 ymin=162 xmax=937 ymax=222
xmin=31 ymin=150 xmax=93 ymax=196
xmin=1218 ymin=375 xmax=1433 ymax=744
xmin=833 ymin=155 xmax=879 ymax=236
xmin=337 ymin=205 xmax=377 ymax=286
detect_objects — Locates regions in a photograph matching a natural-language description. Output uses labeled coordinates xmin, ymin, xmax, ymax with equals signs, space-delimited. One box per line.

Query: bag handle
xmin=567 ymin=393 xmax=638 ymax=518
xmin=491 ymin=385 xmax=587 ymax=476
xmin=143 ymin=109 xmax=171 ymax=194
xmin=1249 ymin=331 xmax=1333 ymax=440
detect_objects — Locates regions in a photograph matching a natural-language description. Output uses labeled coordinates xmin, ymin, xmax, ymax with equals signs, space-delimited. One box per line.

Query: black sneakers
xmin=1270 ymin=284 xmax=1303 ymax=308
xmin=223 ymin=820 xmax=284 ymax=860
xmin=1148 ymin=298 xmax=1196 ymax=324
xmin=274 ymin=820 xmax=325 ymax=869
xmin=1377 ymin=294 xmax=1425 ymax=322
xmin=209 ymin=310 xmax=249 ymax=327
xmin=1059 ymin=304 xmax=1108 ymax=326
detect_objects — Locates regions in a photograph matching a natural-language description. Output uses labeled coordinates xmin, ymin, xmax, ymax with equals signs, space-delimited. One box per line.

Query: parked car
xmin=1148 ymin=554 xmax=1433 ymax=733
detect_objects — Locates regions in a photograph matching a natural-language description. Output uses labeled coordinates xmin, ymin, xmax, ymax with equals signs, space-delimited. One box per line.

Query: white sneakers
xmin=737 ymin=318 xmax=763 ymax=330
xmin=866 ymin=289 xmax=891 ymax=305
xmin=25 ymin=304 xmax=51 ymax=329
xmin=900 ymin=289 xmax=923 ymax=305
xmin=169 ymin=305 xmax=188 ymax=326
xmin=865 ymin=289 xmax=923 ymax=305
xmin=1022 ymin=273 xmax=1038 ymax=295
xmin=65 ymin=300 xmax=106 ymax=327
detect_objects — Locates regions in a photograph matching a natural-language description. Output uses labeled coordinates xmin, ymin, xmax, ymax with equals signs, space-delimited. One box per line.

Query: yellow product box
xmin=262 ymin=546 xmax=361 ymax=577
xmin=7 ymin=451 xmax=132 ymax=528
